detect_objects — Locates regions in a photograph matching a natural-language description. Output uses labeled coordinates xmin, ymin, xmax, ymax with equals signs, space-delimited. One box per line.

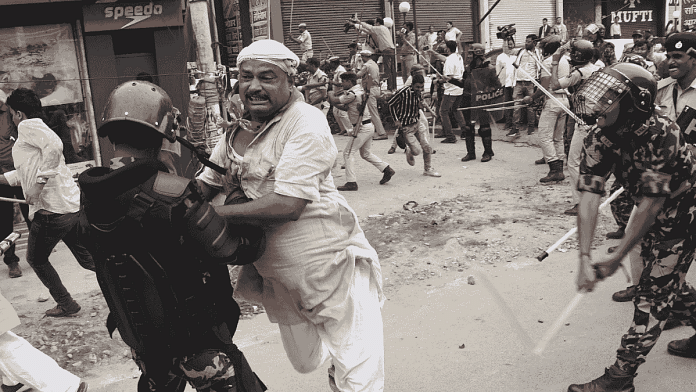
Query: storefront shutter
xmin=392 ymin=0 xmax=475 ymax=43
xmin=487 ymin=0 xmax=556 ymax=50
xmin=280 ymin=0 xmax=383 ymax=61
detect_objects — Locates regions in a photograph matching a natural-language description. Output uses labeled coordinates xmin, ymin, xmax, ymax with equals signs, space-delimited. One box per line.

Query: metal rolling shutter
xmin=392 ymin=0 xmax=475 ymax=43
xmin=487 ymin=0 xmax=556 ymax=50
xmin=280 ymin=0 xmax=383 ymax=61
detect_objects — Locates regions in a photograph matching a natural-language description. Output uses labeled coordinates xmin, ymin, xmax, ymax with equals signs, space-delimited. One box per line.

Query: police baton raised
xmin=537 ymin=186 xmax=624 ymax=261
xmin=512 ymin=64 xmax=585 ymax=125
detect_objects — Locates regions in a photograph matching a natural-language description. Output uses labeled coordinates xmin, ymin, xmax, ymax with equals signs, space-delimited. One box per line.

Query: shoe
xmin=607 ymin=246 xmax=618 ymax=254
xmin=434 ymin=134 xmax=446 ymax=138
xmin=612 ymin=285 xmax=637 ymax=302
xmin=387 ymin=147 xmax=396 ymax=154
xmin=535 ymin=157 xmax=546 ymax=165
xmin=379 ymin=166 xmax=395 ymax=185
xmin=7 ymin=262 xmax=21 ymax=278
xmin=663 ymin=314 xmax=686 ymax=331
xmin=45 ymin=301 xmax=81 ymax=317
xmin=540 ymin=160 xmax=565 ymax=183
xmin=506 ymin=129 xmax=519 ymax=137
xmin=440 ymin=138 xmax=457 ymax=144
xmin=564 ymin=204 xmax=579 ymax=216
xmin=667 ymin=334 xmax=696 ymax=358
xmin=567 ymin=364 xmax=635 ymax=392
xmin=405 ymin=147 xmax=415 ymax=166
xmin=337 ymin=182 xmax=358 ymax=191
xmin=527 ymin=126 xmax=536 ymax=135
xmin=372 ymin=135 xmax=388 ymax=140
xmin=77 ymin=381 xmax=89 ymax=392
xmin=480 ymin=152 xmax=492 ymax=163
xmin=1 ymin=383 xmax=24 ymax=392
xmin=461 ymin=153 xmax=476 ymax=162
xmin=423 ymin=168 xmax=441 ymax=177
xmin=481 ymin=136 xmax=493 ymax=162
xmin=606 ymin=228 xmax=625 ymax=239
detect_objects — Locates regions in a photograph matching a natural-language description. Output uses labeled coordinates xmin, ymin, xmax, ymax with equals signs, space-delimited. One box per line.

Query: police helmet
xmin=99 ymin=81 xmax=176 ymax=142
xmin=569 ymin=40 xmax=594 ymax=66
xmin=470 ymin=43 xmax=485 ymax=56
xmin=571 ymin=63 xmax=656 ymax=129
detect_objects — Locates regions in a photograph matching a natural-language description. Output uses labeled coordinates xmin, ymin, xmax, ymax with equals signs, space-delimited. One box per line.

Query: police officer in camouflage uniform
xmin=568 ymin=62 xmax=696 ymax=392
xmin=79 ymin=81 xmax=266 ymax=392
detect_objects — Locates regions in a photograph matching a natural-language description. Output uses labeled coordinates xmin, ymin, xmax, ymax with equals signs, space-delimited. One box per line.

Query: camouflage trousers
xmin=615 ymin=230 xmax=696 ymax=373
xmin=135 ymin=346 xmax=265 ymax=392
xmin=609 ymin=180 xmax=634 ymax=230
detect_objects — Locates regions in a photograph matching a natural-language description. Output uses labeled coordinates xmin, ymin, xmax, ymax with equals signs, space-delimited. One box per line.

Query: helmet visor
xmin=571 ymin=71 xmax=628 ymax=125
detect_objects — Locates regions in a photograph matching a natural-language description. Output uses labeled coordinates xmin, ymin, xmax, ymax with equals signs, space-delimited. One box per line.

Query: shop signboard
xmin=83 ymin=0 xmax=183 ymax=32
xmin=223 ymin=0 xmax=244 ymax=65
xmin=249 ymin=0 xmax=269 ymax=41
xmin=684 ymin=0 xmax=696 ymax=30
xmin=606 ymin=0 xmax=658 ymax=35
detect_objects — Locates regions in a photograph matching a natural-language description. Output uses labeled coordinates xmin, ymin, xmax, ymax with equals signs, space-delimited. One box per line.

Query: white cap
xmin=298 ymin=23 xmax=307 ymax=28
xmin=360 ymin=49 xmax=373 ymax=55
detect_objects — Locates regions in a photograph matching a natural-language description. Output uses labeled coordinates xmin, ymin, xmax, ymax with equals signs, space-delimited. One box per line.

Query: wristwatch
xmin=36 ymin=176 xmax=48 ymax=184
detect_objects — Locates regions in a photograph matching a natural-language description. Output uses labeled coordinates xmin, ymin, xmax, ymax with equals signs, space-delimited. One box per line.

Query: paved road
xmin=3 ymin=125 xmax=695 ymax=392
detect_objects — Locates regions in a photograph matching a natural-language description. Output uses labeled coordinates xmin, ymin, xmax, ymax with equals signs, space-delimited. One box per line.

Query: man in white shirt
xmin=496 ymin=45 xmax=516 ymax=132
xmin=610 ymin=17 xmax=622 ymax=39
xmin=509 ymin=34 xmax=541 ymax=136
xmin=289 ymin=23 xmax=313 ymax=62
xmin=0 ymin=88 xmax=95 ymax=318
xmin=438 ymin=40 xmax=466 ymax=143
xmin=553 ymin=17 xmax=568 ymax=42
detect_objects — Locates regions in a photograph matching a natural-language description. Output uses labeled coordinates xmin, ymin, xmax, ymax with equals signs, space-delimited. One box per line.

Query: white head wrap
xmin=237 ymin=40 xmax=300 ymax=77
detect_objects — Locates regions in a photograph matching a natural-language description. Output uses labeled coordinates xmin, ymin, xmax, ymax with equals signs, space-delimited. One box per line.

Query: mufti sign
xmin=83 ymin=0 xmax=183 ymax=32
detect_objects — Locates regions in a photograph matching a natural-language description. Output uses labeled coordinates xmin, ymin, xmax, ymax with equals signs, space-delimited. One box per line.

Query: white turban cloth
xmin=237 ymin=40 xmax=300 ymax=77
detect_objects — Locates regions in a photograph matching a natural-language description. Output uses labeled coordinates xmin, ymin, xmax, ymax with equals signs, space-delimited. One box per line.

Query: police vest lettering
xmin=475 ymin=88 xmax=504 ymax=103
xmin=104 ymin=2 xmax=163 ymax=20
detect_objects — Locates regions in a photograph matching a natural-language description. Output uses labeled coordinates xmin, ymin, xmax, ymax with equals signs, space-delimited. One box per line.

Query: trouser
xmin=564 ymin=115 xmax=576 ymax=158
xmin=400 ymin=54 xmax=416 ymax=83
xmin=440 ymin=94 xmax=465 ymax=139
xmin=301 ymin=50 xmax=314 ymax=62
xmin=333 ymin=106 xmax=352 ymax=134
xmin=503 ymin=86 xmax=514 ymax=129
xmin=512 ymin=81 xmax=536 ymax=129
xmin=381 ymin=48 xmax=397 ymax=91
xmin=614 ymin=228 xmax=696 ymax=373
xmin=0 ymin=184 xmax=29 ymax=266
xmin=401 ymin=121 xmax=434 ymax=171
xmin=27 ymin=211 xmax=95 ymax=307
xmin=278 ymin=260 xmax=384 ymax=392
xmin=391 ymin=110 xmax=428 ymax=147
xmin=0 ymin=331 xmax=81 ymax=392
xmin=344 ymin=122 xmax=388 ymax=183
xmin=567 ymin=124 xmax=590 ymax=204
xmin=366 ymin=87 xmax=386 ymax=137
xmin=537 ymin=101 xmax=568 ymax=163
xmin=136 ymin=344 xmax=266 ymax=392
xmin=610 ymin=180 xmax=634 ymax=231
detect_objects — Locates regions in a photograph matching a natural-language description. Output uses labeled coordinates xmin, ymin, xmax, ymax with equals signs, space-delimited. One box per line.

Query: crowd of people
xmin=1 ymin=13 xmax=696 ymax=392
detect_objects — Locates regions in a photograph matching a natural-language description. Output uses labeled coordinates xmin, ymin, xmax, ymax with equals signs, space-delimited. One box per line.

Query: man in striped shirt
xmin=387 ymin=74 xmax=441 ymax=177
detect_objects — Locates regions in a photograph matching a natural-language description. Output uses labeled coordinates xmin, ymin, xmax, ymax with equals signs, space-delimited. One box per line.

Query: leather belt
xmin=362 ymin=119 xmax=372 ymax=125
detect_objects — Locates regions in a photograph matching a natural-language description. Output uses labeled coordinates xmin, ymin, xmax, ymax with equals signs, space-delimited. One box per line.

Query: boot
xmin=663 ymin=313 xmax=686 ymax=331
xmin=567 ymin=364 xmax=636 ymax=392
xmin=611 ymin=285 xmax=637 ymax=302
xmin=7 ymin=262 xmax=21 ymax=278
xmin=564 ymin=204 xmax=579 ymax=216
xmin=668 ymin=333 xmax=696 ymax=358
xmin=337 ymin=182 xmax=358 ymax=191
xmin=45 ymin=300 xmax=81 ymax=317
xmin=540 ymin=160 xmax=565 ymax=182
xmin=481 ymin=136 xmax=494 ymax=162
xmin=461 ymin=131 xmax=476 ymax=162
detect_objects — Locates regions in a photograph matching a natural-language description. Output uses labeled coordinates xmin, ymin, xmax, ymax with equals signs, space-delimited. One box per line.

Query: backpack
xmin=78 ymin=159 xmax=263 ymax=358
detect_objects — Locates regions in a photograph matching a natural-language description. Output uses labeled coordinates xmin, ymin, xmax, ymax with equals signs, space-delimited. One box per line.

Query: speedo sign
xmin=83 ymin=0 xmax=183 ymax=32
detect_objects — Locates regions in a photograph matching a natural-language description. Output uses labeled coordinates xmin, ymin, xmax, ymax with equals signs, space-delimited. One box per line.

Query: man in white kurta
xmin=196 ymin=40 xmax=385 ymax=392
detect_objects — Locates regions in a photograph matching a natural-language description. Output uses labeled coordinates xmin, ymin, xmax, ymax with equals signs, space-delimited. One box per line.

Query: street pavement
xmin=2 ymin=124 xmax=695 ymax=392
